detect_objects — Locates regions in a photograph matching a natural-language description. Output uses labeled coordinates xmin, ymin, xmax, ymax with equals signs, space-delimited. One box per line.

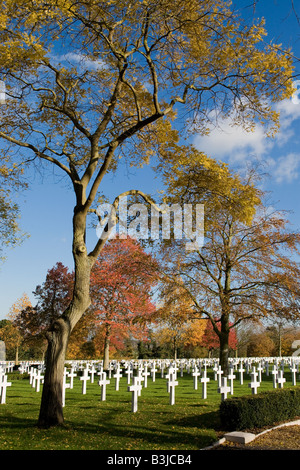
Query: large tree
xmin=12 ymin=263 xmax=74 ymax=358
xmin=90 ymin=237 xmax=157 ymax=368
xmin=158 ymin=148 xmax=300 ymax=373
xmin=0 ymin=0 xmax=295 ymax=426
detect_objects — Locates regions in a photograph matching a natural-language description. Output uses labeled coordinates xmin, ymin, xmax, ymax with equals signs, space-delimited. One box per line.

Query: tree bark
xmin=219 ymin=332 xmax=229 ymax=376
xmin=38 ymin=206 xmax=92 ymax=427
xmin=15 ymin=346 xmax=19 ymax=366
xmin=219 ymin=313 xmax=230 ymax=375
xmin=173 ymin=337 xmax=177 ymax=360
xmin=37 ymin=317 xmax=71 ymax=427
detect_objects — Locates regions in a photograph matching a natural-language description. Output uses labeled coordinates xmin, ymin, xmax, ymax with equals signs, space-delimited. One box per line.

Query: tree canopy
xmin=157 ymin=149 xmax=300 ymax=372
xmin=90 ymin=237 xmax=158 ymax=367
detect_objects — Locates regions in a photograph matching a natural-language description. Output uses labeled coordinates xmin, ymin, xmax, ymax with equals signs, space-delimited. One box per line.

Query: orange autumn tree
xmin=90 ymin=237 xmax=158 ymax=369
xmin=182 ymin=319 xmax=207 ymax=356
xmin=0 ymin=320 xmax=22 ymax=362
xmin=162 ymin=206 xmax=300 ymax=373
xmin=153 ymin=281 xmax=205 ymax=358
xmin=8 ymin=293 xmax=32 ymax=322
xmin=6 ymin=293 xmax=32 ymax=362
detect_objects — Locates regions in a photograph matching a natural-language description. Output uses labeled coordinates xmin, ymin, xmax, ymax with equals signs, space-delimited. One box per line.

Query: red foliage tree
xmin=90 ymin=237 xmax=158 ymax=368
xmin=12 ymin=262 xmax=75 ymax=358
xmin=201 ymin=319 xmax=238 ymax=355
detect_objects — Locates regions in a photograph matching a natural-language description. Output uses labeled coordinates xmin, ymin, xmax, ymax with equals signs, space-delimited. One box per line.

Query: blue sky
xmin=1 ymin=0 xmax=300 ymax=319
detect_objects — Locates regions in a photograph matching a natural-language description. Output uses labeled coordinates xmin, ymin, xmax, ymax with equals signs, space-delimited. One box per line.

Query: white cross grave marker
xmin=142 ymin=366 xmax=150 ymax=388
xmin=135 ymin=369 xmax=144 ymax=396
xmin=192 ymin=367 xmax=201 ymax=390
xmin=62 ymin=369 xmax=70 ymax=407
xmin=98 ymin=372 xmax=110 ymax=401
xmin=90 ymin=364 xmax=96 ymax=384
xmin=68 ymin=367 xmax=77 ymax=389
xmin=165 ymin=366 xmax=174 ymax=393
xmin=32 ymin=368 xmax=38 ymax=389
xmin=248 ymin=367 xmax=260 ymax=395
xmin=272 ymin=365 xmax=278 ymax=389
xmin=151 ymin=363 xmax=157 ymax=382
xmin=238 ymin=362 xmax=245 ymax=385
xmin=0 ymin=375 xmax=12 ymax=404
xmin=200 ymin=370 xmax=210 ymax=399
xmin=257 ymin=363 xmax=263 ymax=382
xmin=80 ymin=368 xmax=90 ymax=394
xmin=265 ymin=361 xmax=269 ymax=376
xmin=227 ymin=367 xmax=236 ymax=395
xmin=113 ymin=367 xmax=123 ymax=391
xmin=216 ymin=366 xmax=223 ymax=387
xmin=218 ymin=377 xmax=231 ymax=401
xmin=125 ymin=366 xmax=132 ymax=385
xmin=168 ymin=373 xmax=178 ymax=405
xmin=107 ymin=363 xmax=114 ymax=379
xmin=290 ymin=363 xmax=297 ymax=386
xmin=213 ymin=364 xmax=219 ymax=380
xmin=128 ymin=377 xmax=142 ymax=413
xmin=277 ymin=370 xmax=286 ymax=389
xmin=35 ymin=369 xmax=44 ymax=392
xmin=29 ymin=367 xmax=36 ymax=387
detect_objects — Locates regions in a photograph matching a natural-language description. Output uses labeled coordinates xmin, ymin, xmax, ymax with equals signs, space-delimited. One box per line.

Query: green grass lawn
xmin=0 ymin=367 xmax=297 ymax=450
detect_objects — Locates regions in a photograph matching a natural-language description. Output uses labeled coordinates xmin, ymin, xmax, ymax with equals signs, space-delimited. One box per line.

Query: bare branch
xmin=0 ymin=131 xmax=72 ymax=178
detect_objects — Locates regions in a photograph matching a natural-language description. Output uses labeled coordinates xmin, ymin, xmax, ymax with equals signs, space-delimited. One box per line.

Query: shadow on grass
xmin=0 ymin=414 xmax=37 ymax=430
xmin=61 ymin=406 xmax=220 ymax=449
xmin=67 ymin=419 xmax=216 ymax=449
xmin=165 ymin=410 xmax=221 ymax=430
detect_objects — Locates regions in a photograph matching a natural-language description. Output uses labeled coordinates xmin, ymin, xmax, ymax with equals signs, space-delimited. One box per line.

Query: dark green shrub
xmin=7 ymin=371 xmax=30 ymax=381
xmin=219 ymin=387 xmax=300 ymax=430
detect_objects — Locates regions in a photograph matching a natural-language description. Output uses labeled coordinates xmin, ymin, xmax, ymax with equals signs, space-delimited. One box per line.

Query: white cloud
xmin=61 ymin=52 xmax=106 ymax=71
xmin=192 ymin=98 xmax=300 ymax=182
xmin=193 ymin=117 xmax=273 ymax=162
xmin=50 ymin=51 xmax=106 ymax=71
xmin=272 ymin=99 xmax=300 ymax=147
xmin=270 ymin=152 xmax=300 ymax=183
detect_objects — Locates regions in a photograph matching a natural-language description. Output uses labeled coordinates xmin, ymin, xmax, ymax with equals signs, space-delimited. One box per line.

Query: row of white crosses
xmin=63 ymin=357 xmax=300 ymax=408
xmin=0 ymin=362 xmax=14 ymax=373
xmin=5 ymin=356 xmax=299 ymax=408
xmin=192 ymin=364 xmax=210 ymax=399
xmin=217 ymin=359 xmax=299 ymax=400
xmin=29 ymin=367 xmax=44 ymax=392
xmin=127 ymin=363 xmax=179 ymax=411
xmin=217 ymin=364 xmax=260 ymax=400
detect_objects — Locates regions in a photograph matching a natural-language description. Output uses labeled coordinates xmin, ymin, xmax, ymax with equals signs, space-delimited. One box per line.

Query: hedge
xmin=219 ymin=387 xmax=300 ymax=431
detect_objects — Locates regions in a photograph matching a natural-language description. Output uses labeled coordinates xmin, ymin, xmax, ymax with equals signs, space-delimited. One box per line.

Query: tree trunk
xmin=38 ymin=207 xmax=92 ymax=427
xmin=219 ymin=313 xmax=230 ymax=375
xmin=173 ymin=337 xmax=177 ymax=360
xmin=219 ymin=332 xmax=229 ymax=376
xmin=37 ymin=317 xmax=70 ymax=427
xmin=103 ymin=324 xmax=111 ymax=371
xmin=15 ymin=345 xmax=19 ymax=366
